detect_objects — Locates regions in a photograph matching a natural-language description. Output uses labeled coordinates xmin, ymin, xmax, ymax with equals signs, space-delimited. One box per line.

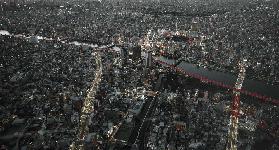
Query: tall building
xmin=145 ymin=50 xmax=153 ymax=68
xmin=189 ymin=20 xmax=200 ymax=38
xmin=191 ymin=21 xmax=199 ymax=32
xmin=120 ymin=47 xmax=128 ymax=66
xmin=132 ymin=46 xmax=141 ymax=61
xmin=143 ymin=50 xmax=153 ymax=79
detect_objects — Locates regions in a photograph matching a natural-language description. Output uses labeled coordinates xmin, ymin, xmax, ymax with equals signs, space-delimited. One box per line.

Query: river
xmin=157 ymin=57 xmax=279 ymax=102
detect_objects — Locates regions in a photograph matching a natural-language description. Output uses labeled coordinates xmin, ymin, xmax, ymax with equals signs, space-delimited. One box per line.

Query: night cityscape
xmin=0 ymin=0 xmax=278 ymax=150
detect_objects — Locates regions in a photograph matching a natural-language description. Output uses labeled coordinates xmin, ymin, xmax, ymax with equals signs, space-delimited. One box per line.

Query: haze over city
xmin=0 ymin=0 xmax=278 ymax=150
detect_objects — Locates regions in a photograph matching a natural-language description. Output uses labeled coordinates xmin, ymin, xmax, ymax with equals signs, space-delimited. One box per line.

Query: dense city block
xmin=0 ymin=0 xmax=278 ymax=150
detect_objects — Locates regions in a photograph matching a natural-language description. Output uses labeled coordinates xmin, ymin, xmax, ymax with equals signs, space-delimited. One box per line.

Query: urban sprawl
xmin=0 ymin=0 xmax=278 ymax=150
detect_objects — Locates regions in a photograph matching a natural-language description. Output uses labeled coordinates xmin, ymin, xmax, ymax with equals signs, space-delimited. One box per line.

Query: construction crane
xmin=226 ymin=59 xmax=247 ymax=150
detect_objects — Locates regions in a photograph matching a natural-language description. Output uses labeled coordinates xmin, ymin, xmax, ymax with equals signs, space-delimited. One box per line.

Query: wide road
xmin=1 ymin=30 xmax=106 ymax=150
xmin=70 ymin=52 xmax=103 ymax=150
